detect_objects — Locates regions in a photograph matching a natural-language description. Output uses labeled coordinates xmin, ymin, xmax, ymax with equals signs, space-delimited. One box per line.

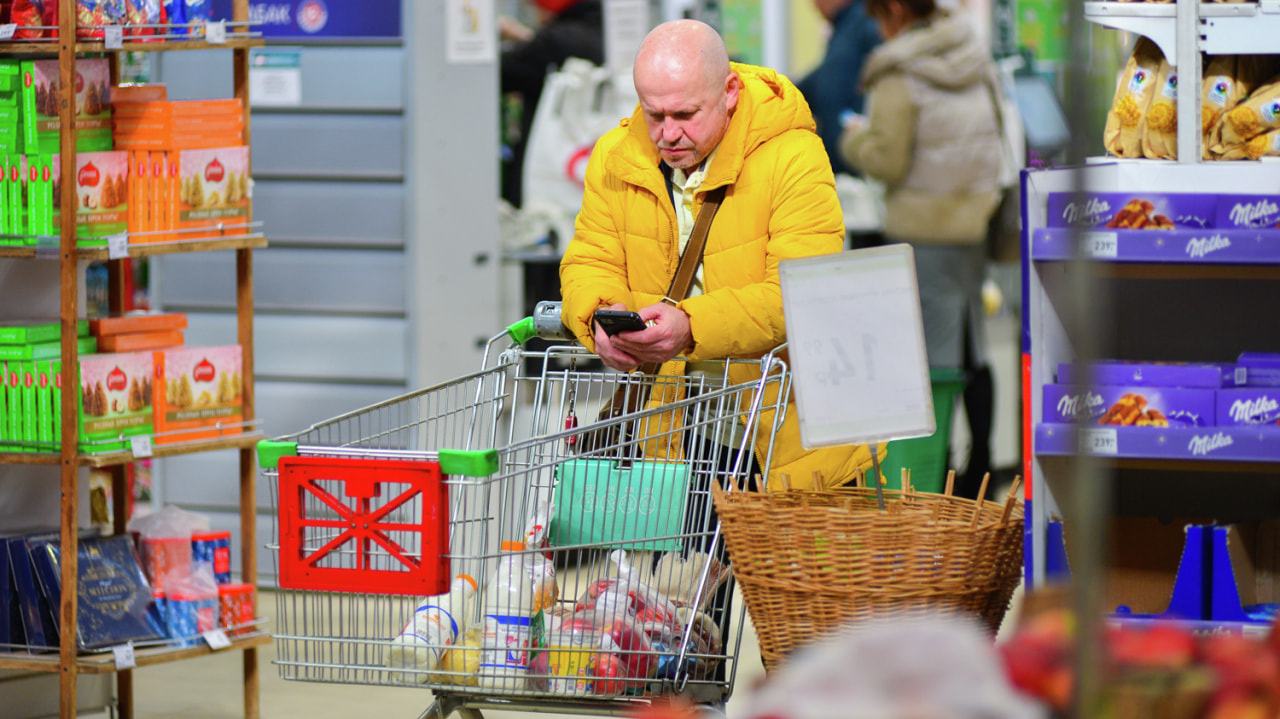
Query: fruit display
xmin=999 ymin=594 xmax=1280 ymax=718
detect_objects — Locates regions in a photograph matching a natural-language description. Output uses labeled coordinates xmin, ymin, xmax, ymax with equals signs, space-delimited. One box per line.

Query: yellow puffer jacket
xmin=560 ymin=63 xmax=881 ymax=490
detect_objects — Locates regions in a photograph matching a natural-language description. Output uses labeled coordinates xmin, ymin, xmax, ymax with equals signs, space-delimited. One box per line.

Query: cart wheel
xmin=416 ymin=700 xmax=484 ymax=719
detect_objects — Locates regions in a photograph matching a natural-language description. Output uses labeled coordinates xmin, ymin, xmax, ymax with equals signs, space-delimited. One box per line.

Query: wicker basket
xmin=712 ymin=479 xmax=1024 ymax=669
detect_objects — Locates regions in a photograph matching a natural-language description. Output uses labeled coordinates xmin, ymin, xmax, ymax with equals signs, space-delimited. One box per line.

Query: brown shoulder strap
xmin=634 ymin=184 xmax=727 ymax=378
xmin=665 ymin=184 xmax=727 ymax=305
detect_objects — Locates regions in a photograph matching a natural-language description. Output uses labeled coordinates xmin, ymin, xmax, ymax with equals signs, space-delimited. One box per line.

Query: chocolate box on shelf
xmin=1058 ymin=360 xmax=1247 ymax=389
xmin=1216 ymin=195 xmax=1280 ymax=230
xmin=1046 ymin=192 xmax=1217 ymax=230
xmin=1218 ymin=389 xmax=1280 ymax=426
xmin=1043 ymin=384 xmax=1216 ymax=427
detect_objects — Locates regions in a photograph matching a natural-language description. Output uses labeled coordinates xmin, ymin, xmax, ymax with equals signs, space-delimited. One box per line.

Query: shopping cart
xmin=259 ymin=303 xmax=792 ymax=719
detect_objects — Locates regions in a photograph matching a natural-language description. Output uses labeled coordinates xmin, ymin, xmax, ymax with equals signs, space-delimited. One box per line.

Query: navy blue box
xmin=7 ymin=536 xmax=55 ymax=650
xmin=38 ymin=535 xmax=163 ymax=649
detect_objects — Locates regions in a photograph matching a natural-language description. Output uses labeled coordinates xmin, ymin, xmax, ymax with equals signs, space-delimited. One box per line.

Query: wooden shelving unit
xmin=0 ymin=2 xmax=264 ymax=718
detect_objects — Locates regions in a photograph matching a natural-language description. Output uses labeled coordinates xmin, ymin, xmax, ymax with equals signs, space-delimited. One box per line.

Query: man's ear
xmin=724 ymin=72 xmax=741 ymax=113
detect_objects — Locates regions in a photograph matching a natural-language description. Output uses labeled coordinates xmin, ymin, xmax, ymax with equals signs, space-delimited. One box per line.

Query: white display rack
xmin=1084 ymin=1 xmax=1280 ymax=59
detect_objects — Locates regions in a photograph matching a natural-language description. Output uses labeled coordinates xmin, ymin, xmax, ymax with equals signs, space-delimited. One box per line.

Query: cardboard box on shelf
xmin=111 ymin=84 xmax=168 ymax=104
xmin=0 ymin=320 xmax=90 ymax=345
xmin=153 ymin=345 xmax=242 ymax=445
xmin=1046 ymin=192 xmax=1217 ymax=230
xmin=1043 ymin=384 xmax=1216 ymax=427
xmin=51 ymin=151 xmax=130 ymax=243
xmin=1058 ymin=360 xmax=1247 ymax=389
xmin=78 ymin=351 xmax=154 ymax=454
xmin=89 ymin=313 xmax=187 ymax=337
xmin=20 ymin=58 xmax=113 ymax=155
xmin=5 ymin=362 xmax=21 ymax=453
xmin=97 ymin=331 xmax=184 ymax=353
xmin=175 ymin=147 xmax=249 ymax=241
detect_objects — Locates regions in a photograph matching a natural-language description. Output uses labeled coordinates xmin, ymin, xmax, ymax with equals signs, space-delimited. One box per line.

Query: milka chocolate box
xmin=1218 ymin=389 xmax=1280 ymax=426
xmin=1046 ymin=192 xmax=1215 ymax=230
xmin=1057 ymin=361 xmax=1247 ymax=389
xmin=1043 ymin=384 xmax=1216 ymax=427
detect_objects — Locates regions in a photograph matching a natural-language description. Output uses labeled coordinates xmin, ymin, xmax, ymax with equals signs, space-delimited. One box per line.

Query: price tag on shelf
xmin=112 ymin=643 xmax=136 ymax=670
xmin=0 ymin=24 xmax=17 ymax=41
xmin=1079 ymin=428 xmax=1119 ymax=456
xmin=202 ymin=629 xmax=232 ymax=650
xmin=129 ymin=435 xmax=153 ymax=458
xmin=1084 ymin=231 xmax=1119 ymax=259
xmin=206 ymin=20 xmax=227 ymax=44
xmin=104 ymin=26 xmax=124 ymax=50
xmin=106 ymin=232 xmax=129 ymax=260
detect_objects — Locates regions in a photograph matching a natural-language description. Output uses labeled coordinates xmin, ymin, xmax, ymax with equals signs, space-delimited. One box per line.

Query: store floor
xmin=82 ymin=583 xmax=1022 ymax=719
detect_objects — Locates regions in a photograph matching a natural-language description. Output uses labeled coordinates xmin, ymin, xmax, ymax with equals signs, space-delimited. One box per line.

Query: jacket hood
xmin=862 ymin=11 xmax=991 ymax=91
xmin=607 ymin=63 xmax=817 ymax=189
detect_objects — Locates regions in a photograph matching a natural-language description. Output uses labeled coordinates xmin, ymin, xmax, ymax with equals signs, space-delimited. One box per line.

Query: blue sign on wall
xmin=212 ymin=0 xmax=402 ymax=39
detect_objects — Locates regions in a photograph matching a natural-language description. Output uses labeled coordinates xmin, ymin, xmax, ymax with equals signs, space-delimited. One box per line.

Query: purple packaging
xmin=1217 ymin=196 xmax=1280 ymax=229
xmin=1218 ymin=389 xmax=1280 ymax=426
xmin=1237 ymin=353 xmax=1280 ymax=387
xmin=1047 ymin=192 xmax=1216 ymax=229
xmin=1043 ymin=384 xmax=1215 ymax=427
xmin=1057 ymin=361 xmax=1247 ymax=388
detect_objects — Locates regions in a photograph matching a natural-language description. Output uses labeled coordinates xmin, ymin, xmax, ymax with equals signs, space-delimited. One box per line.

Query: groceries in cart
xmin=386 ymin=574 xmax=479 ymax=683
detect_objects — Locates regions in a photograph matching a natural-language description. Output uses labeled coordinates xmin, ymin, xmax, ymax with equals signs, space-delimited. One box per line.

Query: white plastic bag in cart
xmin=575 ymin=550 xmax=680 ymax=628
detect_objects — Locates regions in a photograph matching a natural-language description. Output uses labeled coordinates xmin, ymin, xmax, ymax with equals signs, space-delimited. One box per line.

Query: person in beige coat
xmin=839 ymin=0 xmax=1003 ymax=498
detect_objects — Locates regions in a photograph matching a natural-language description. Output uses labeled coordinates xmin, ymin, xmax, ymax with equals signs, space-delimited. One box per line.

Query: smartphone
xmin=593 ymin=309 xmax=647 ymax=336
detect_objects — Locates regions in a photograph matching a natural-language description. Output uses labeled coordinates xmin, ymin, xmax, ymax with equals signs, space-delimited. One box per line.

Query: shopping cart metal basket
xmin=259 ymin=305 xmax=792 ymax=719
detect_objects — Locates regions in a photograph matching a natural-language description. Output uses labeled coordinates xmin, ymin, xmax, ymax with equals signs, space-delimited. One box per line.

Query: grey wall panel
xmin=159 ymin=47 xmax=404 ymax=109
xmin=252 ymin=115 xmax=404 ymax=179
xmin=184 ymin=312 xmax=408 ymax=382
xmin=160 ymin=248 xmax=406 ymax=313
xmin=253 ymin=180 xmax=405 ymax=247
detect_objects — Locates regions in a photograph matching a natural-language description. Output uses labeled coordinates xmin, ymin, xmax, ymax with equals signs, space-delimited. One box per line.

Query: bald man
xmin=559 ymin=19 xmax=876 ymax=492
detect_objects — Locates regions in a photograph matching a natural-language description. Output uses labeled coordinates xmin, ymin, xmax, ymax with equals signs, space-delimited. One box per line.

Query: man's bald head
xmin=634 ymin=19 xmax=731 ymax=96
xmin=632 ymin=20 xmax=740 ymax=170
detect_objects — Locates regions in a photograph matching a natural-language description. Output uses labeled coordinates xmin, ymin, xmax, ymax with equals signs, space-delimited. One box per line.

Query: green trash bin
xmin=877 ymin=368 xmax=967 ymax=493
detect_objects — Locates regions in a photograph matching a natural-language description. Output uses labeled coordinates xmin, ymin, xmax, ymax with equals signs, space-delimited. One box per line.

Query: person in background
xmin=839 ymin=0 xmax=1001 ymax=498
xmin=796 ymin=0 xmax=882 ymax=179
xmin=499 ymin=0 xmax=604 ymax=208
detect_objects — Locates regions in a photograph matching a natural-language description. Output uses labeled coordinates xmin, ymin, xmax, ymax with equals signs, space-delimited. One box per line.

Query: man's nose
xmin=662 ymin=118 xmax=682 ymax=142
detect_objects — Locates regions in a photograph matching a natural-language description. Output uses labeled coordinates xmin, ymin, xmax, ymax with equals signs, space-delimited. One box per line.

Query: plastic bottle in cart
xmin=387 ymin=574 xmax=479 ymax=683
xmin=478 ymin=541 xmax=537 ymax=690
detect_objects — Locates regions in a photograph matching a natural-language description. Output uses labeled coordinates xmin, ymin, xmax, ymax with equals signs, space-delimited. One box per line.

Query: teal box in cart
xmin=550 ymin=459 xmax=690 ymax=551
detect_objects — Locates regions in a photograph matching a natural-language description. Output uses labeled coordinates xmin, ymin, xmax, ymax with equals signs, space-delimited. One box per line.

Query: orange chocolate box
xmin=153 ymin=345 xmax=243 ymax=445
xmin=112 ymin=99 xmax=243 ymax=119
xmin=97 ymin=331 xmax=184 ymax=353
xmin=90 ymin=312 xmax=187 ymax=337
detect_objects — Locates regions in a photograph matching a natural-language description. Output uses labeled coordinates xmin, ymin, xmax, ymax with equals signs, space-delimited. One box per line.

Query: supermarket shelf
xmin=0 ymin=235 xmax=267 ymax=260
xmin=1035 ymin=423 xmax=1280 ymax=466
xmin=78 ymin=431 xmax=265 ymax=467
xmin=0 ymin=432 xmax=264 ymax=468
xmin=0 ymin=632 xmax=271 ymax=675
xmin=0 ymin=37 xmax=263 ymax=55
xmin=1083 ymin=1 xmax=1280 ymax=58
xmin=1032 ymin=227 xmax=1280 ymax=265
xmin=1108 ymin=615 xmax=1271 ymax=639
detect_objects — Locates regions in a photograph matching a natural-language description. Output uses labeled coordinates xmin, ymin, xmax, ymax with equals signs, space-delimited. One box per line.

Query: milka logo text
xmin=1062 ymin=199 xmax=1111 ymax=225
xmin=1230 ymin=396 xmax=1279 ymax=423
xmin=1057 ymin=392 xmax=1105 ymax=419
xmin=1189 ymin=433 xmax=1234 ymax=456
xmin=1229 ymin=199 xmax=1279 ymax=227
xmin=1187 ymin=235 xmax=1231 ymax=259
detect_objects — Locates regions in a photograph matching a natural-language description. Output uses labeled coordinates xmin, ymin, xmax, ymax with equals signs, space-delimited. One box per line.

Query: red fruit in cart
xmin=1202 ymin=634 xmax=1280 ymax=706
xmin=1204 ymin=690 xmax=1272 ymax=719
xmin=607 ymin=620 xmax=656 ymax=684
xmin=1107 ymin=623 xmax=1196 ymax=670
xmin=591 ymin=652 xmax=623 ymax=695
xmin=998 ymin=633 xmax=1072 ymax=710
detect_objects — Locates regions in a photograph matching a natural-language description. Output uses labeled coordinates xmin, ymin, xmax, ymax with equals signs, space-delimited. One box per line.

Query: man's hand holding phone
xmin=591 ymin=302 xmax=694 ymax=371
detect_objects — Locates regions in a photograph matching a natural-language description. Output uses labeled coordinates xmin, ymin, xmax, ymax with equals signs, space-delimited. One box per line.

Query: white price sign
xmin=106 ymin=232 xmax=129 ymax=260
xmin=129 ymin=435 xmax=153 ymax=458
xmin=1084 ymin=232 xmax=1119 ymax=259
xmin=206 ymin=20 xmax=227 ymax=44
xmin=112 ymin=643 xmax=136 ymax=670
xmin=1079 ymin=428 xmax=1119 ymax=455
xmin=202 ymin=629 xmax=231 ymax=650
xmin=104 ymin=26 xmax=123 ymax=49
xmin=0 ymin=24 xmax=17 ymax=41
xmin=780 ymin=245 xmax=935 ymax=448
